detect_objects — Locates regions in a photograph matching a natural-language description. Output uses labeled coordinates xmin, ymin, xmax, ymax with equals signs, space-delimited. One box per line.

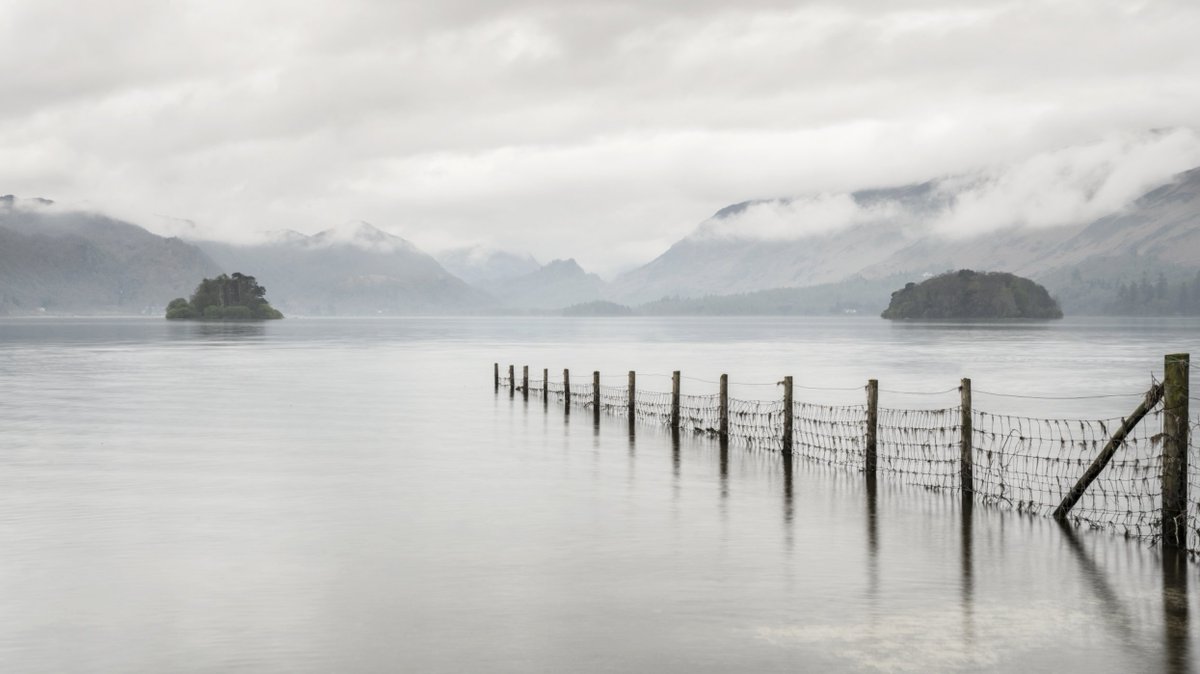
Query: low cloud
xmin=931 ymin=128 xmax=1200 ymax=237
xmin=691 ymin=129 xmax=1200 ymax=243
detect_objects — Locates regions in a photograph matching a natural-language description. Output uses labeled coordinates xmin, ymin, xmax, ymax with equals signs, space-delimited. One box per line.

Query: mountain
xmin=195 ymin=222 xmax=492 ymax=315
xmin=436 ymin=246 xmax=540 ymax=285
xmin=0 ymin=196 xmax=222 ymax=314
xmin=610 ymin=167 xmax=1200 ymax=313
xmin=488 ymin=258 xmax=607 ymax=310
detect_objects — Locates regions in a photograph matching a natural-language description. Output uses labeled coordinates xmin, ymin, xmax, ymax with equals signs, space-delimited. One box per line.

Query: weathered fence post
xmin=866 ymin=379 xmax=878 ymax=477
xmin=543 ymin=368 xmax=549 ymax=402
xmin=494 ymin=363 xmax=500 ymax=392
xmin=564 ymin=369 xmax=571 ymax=410
xmin=593 ymin=371 xmax=601 ymax=422
xmin=719 ymin=374 xmax=729 ymax=439
xmin=508 ymin=364 xmax=515 ymax=397
xmin=1162 ymin=353 xmax=1190 ymax=550
xmin=782 ymin=376 xmax=793 ymax=452
xmin=628 ymin=371 xmax=636 ymax=420
xmin=671 ymin=371 xmax=681 ymax=431
xmin=522 ymin=365 xmax=529 ymax=400
xmin=960 ymin=378 xmax=973 ymax=495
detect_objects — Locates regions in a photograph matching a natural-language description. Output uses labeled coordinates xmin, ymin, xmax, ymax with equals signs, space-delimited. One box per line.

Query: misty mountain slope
xmin=609 ymin=185 xmax=932 ymax=304
xmin=1027 ymin=167 xmax=1200 ymax=270
xmin=0 ymin=198 xmax=222 ymax=314
xmin=611 ymin=165 xmax=1200 ymax=311
xmin=437 ymin=247 xmax=540 ymax=284
xmin=489 ymin=258 xmax=607 ymax=310
xmin=196 ymin=221 xmax=494 ymax=315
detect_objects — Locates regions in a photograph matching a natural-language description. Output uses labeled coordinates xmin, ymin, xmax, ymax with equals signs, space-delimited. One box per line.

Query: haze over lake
xmin=1 ymin=316 xmax=1196 ymax=673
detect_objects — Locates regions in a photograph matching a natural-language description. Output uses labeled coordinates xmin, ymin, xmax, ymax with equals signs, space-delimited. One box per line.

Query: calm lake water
xmin=0 ymin=316 xmax=1197 ymax=673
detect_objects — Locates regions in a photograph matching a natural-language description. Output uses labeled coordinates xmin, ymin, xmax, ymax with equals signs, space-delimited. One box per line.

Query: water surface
xmin=0 ymin=317 xmax=1196 ymax=672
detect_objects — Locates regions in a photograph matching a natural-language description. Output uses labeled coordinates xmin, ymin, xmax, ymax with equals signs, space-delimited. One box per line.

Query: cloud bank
xmin=696 ymin=129 xmax=1200 ymax=242
xmin=3 ymin=1 xmax=1200 ymax=273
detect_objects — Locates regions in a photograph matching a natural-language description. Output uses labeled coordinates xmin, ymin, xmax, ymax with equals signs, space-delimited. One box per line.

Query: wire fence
xmin=502 ymin=371 xmax=1199 ymax=557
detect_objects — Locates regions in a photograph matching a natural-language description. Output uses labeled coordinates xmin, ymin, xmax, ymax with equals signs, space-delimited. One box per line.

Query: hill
xmin=0 ymin=197 xmax=223 ymax=314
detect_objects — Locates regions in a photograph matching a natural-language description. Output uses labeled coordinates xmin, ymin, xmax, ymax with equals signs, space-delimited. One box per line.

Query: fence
xmin=495 ymin=357 xmax=1198 ymax=557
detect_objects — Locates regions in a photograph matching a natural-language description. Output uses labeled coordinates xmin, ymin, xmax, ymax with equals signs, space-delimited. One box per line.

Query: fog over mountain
xmin=488 ymin=258 xmax=606 ymax=310
xmin=609 ymin=132 xmax=1200 ymax=312
xmin=436 ymin=247 xmax=541 ymax=285
xmin=0 ymin=196 xmax=221 ymax=314
xmin=196 ymin=222 xmax=491 ymax=315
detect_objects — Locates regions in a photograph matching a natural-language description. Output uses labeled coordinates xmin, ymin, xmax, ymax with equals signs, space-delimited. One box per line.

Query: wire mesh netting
xmin=793 ymin=401 xmax=868 ymax=469
xmin=974 ymin=410 xmax=1163 ymax=540
xmin=499 ymin=369 xmax=1199 ymax=556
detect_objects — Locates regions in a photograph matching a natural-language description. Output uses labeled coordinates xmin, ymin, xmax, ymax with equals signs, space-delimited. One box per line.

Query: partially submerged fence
xmin=495 ymin=357 xmax=1198 ymax=557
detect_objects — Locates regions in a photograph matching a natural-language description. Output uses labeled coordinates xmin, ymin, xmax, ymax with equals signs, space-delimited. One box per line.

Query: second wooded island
xmin=882 ymin=270 xmax=1063 ymax=319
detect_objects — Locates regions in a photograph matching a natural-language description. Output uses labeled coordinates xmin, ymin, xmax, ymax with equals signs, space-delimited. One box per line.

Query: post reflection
xmin=865 ymin=472 xmax=879 ymax=613
xmin=1162 ymin=547 xmax=1191 ymax=674
xmin=718 ymin=436 xmax=729 ymax=500
xmin=780 ymin=450 xmax=793 ymax=525
xmin=960 ymin=494 xmax=975 ymax=645
xmin=671 ymin=428 xmax=681 ymax=479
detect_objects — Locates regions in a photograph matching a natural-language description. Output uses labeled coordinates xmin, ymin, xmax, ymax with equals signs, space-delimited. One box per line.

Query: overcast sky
xmin=3 ymin=0 xmax=1200 ymax=275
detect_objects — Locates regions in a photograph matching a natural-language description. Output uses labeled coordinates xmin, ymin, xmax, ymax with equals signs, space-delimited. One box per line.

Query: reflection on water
xmin=1164 ymin=549 xmax=1192 ymax=674
xmin=0 ymin=317 xmax=1197 ymax=673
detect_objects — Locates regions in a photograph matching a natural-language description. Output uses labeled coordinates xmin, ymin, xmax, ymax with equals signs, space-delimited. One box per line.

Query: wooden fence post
xmin=960 ymin=378 xmax=972 ymax=495
xmin=628 ymin=371 xmax=636 ymax=420
xmin=508 ymin=365 xmax=515 ymax=397
xmin=1162 ymin=353 xmax=1190 ymax=550
xmin=593 ymin=371 xmax=601 ymax=422
xmin=543 ymin=368 xmax=549 ymax=402
xmin=671 ymin=371 xmax=681 ymax=431
xmin=866 ymin=379 xmax=878 ymax=477
xmin=564 ymin=369 xmax=571 ymax=409
xmin=494 ymin=363 xmax=500 ymax=392
xmin=782 ymin=376 xmax=793 ymax=452
xmin=522 ymin=365 xmax=529 ymax=400
xmin=719 ymin=374 xmax=729 ymax=439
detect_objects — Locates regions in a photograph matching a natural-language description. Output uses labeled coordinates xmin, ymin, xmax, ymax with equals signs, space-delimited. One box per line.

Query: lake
xmin=0 ymin=316 xmax=1196 ymax=673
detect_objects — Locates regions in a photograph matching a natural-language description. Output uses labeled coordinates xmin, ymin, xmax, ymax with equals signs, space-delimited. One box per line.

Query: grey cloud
xmin=2 ymin=0 xmax=1199 ymax=275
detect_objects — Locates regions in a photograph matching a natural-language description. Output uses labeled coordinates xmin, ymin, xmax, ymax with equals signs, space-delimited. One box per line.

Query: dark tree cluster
xmin=1108 ymin=271 xmax=1200 ymax=316
xmin=165 ymin=272 xmax=283 ymax=320
xmin=882 ymin=269 xmax=1063 ymax=319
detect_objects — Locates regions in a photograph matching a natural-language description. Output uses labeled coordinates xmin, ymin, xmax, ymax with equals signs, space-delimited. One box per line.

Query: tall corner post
xmin=960 ymin=378 xmax=973 ymax=495
xmin=782 ymin=376 xmax=793 ymax=452
xmin=670 ymin=371 xmax=681 ymax=431
xmin=522 ymin=365 xmax=529 ymax=400
xmin=508 ymin=365 xmax=515 ymax=397
xmin=719 ymin=374 xmax=729 ymax=439
xmin=593 ymin=371 xmax=601 ymax=423
xmin=1162 ymin=353 xmax=1190 ymax=550
xmin=494 ymin=363 xmax=500 ymax=392
xmin=866 ymin=379 xmax=878 ymax=477
xmin=563 ymin=369 xmax=571 ymax=411
xmin=543 ymin=368 xmax=549 ymax=402
xmin=628 ymin=371 xmax=636 ymax=420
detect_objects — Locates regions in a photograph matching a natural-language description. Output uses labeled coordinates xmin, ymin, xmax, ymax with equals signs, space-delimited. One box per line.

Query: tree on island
xmin=882 ymin=270 xmax=1062 ymax=319
xmin=166 ymin=272 xmax=284 ymax=320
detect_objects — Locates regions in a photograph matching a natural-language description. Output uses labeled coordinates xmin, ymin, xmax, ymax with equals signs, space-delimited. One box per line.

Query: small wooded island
xmin=166 ymin=273 xmax=284 ymax=320
xmin=882 ymin=270 xmax=1063 ymax=319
